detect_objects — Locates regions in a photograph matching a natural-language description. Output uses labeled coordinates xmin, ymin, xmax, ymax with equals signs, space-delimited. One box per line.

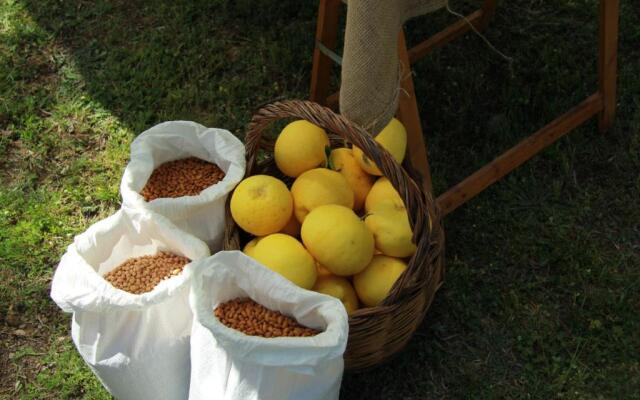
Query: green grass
xmin=1 ymin=0 xmax=638 ymax=398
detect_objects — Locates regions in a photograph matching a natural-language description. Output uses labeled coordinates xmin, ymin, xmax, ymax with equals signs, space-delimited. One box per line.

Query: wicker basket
xmin=223 ymin=100 xmax=445 ymax=371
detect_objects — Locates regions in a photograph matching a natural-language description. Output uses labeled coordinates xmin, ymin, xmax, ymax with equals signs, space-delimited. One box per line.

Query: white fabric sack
xmin=50 ymin=209 xmax=210 ymax=400
xmin=121 ymin=121 xmax=245 ymax=251
xmin=189 ymin=251 xmax=349 ymax=400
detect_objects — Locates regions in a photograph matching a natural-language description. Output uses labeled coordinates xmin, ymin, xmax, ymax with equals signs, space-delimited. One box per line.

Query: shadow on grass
xmin=21 ymin=0 xmax=319 ymax=136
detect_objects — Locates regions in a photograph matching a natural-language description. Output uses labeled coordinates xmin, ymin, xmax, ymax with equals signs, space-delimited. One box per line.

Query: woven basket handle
xmin=244 ymin=100 xmax=431 ymax=242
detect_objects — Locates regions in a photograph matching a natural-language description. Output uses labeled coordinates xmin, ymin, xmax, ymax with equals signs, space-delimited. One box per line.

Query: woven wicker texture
xmin=223 ymin=100 xmax=445 ymax=371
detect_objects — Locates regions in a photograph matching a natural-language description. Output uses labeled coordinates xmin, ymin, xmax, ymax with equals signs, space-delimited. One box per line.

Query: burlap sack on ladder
xmin=340 ymin=0 xmax=446 ymax=134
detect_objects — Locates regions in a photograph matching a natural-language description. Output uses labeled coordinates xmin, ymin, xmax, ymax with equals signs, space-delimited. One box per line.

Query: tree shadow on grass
xmin=22 ymin=0 xmax=319 ymax=136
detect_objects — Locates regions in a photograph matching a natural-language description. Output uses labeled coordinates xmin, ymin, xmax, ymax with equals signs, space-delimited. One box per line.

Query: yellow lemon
xmin=230 ymin=175 xmax=293 ymax=236
xmin=242 ymin=237 xmax=263 ymax=258
xmin=275 ymin=120 xmax=330 ymax=177
xmin=279 ymin=213 xmax=301 ymax=237
xmin=365 ymin=202 xmax=416 ymax=257
xmin=249 ymin=233 xmax=317 ymax=289
xmin=365 ymin=177 xmax=404 ymax=213
xmin=301 ymin=204 xmax=374 ymax=276
xmin=352 ymin=118 xmax=407 ymax=176
xmin=291 ymin=168 xmax=354 ymax=223
xmin=353 ymin=255 xmax=407 ymax=307
xmin=316 ymin=262 xmax=333 ymax=278
xmin=313 ymin=276 xmax=359 ymax=314
xmin=329 ymin=148 xmax=374 ymax=211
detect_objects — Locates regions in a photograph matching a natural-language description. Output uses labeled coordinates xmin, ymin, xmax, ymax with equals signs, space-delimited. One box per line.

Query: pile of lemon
xmin=230 ymin=119 xmax=414 ymax=314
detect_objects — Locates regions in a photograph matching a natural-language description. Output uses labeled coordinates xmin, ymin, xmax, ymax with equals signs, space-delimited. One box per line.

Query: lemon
xmin=365 ymin=177 xmax=404 ymax=213
xmin=329 ymin=148 xmax=374 ymax=211
xmin=274 ymin=120 xmax=330 ymax=178
xmin=249 ymin=233 xmax=317 ymax=289
xmin=313 ymin=276 xmax=359 ymax=314
xmin=279 ymin=212 xmax=301 ymax=237
xmin=230 ymin=175 xmax=293 ymax=236
xmin=242 ymin=237 xmax=263 ymax=258
xmin=316 ymin=262 xmax=333 ymax=278
xmin=353 ymin=255 xmax=407 ymax=307
xmin=291 ymin=168 xmax=354 ymax=223
xmin=365 ymin=202 xmax=416 ymax=257
xmin=301 ymin=204 xmax=374 ymax=276
xmin=352 ymin=118 xmax=407 ymax=176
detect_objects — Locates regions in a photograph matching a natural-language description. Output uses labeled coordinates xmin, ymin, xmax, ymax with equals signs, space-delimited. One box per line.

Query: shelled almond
xmin=141 ymin=157 xmax=225 ymax=201
xmin=104 ymin=252 xmax=190 ymax=294
xmin=214 ymin=298 xmax=319 ymax=338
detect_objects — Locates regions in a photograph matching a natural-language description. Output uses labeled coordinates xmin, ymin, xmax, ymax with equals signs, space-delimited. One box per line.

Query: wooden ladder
xmin=310 ymin=0 xmax=620 ymax=216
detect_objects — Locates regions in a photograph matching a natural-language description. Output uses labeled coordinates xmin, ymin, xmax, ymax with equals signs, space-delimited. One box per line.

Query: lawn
xmin=1 ymin=0 xmax=638 ymax=398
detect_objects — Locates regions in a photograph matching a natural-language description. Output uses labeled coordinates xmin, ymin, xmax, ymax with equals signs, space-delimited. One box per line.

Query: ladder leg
xmin=396 ymin=29 xmax=433 ymax=195
xmin=598 ymin=0 xmax=619 ymax=133
xmin=310 ymin=0 xmax=342 ymax=105
xmin=479 ymin=0 xmax=497 ymax=29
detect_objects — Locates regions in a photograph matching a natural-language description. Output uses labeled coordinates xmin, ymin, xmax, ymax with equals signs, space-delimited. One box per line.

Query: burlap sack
xmin=340 ymin=0 xmax=446 ymax=135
